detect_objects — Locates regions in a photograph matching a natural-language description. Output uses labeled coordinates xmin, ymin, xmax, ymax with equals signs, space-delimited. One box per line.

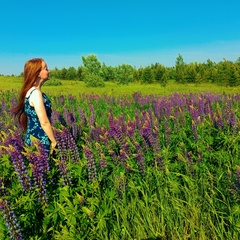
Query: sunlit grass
xmin=1 ymin=76 xmax=240 ymax=96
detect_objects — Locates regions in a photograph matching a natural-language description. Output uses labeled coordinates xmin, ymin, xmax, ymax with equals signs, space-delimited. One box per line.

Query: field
xmin=1 ymin=76 xmax=240 ymax=96
xmin=1 ymin=76 xmax=240 ymax=239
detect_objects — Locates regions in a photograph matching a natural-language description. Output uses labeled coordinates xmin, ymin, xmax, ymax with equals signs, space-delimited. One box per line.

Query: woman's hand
xmin=50 ymin=141 xmax=57 ymax=155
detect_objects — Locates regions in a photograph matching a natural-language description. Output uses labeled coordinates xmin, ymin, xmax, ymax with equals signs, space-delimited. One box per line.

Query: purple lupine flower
xmin=25 ymin=142 xmax=50 ymax=203
xmin=69 ymin=111 xmax=78 ymax=140
xmin=99 ymin=131 xmax=110 ymax=145
xmin=134 ymin=142 xmax=145 ymax=176
xmin=134 ymin=109 xmax=141 ymax=130
xmin=118 ymin=114 xmax=127 ymax=133
xmin=119 ymin=149 xmax=130 ymax=172
xmin=198 ymin=96 xmax=205 ymax=121
xmin=58 ymin=113 xmax=67 ymax=127
xmin=54 ymin=130 xmax=71 ymax=186
xmin=214 ymin=110 xmax=224 ymax=129
xmin=172 ymin=107 xmax=180 ymax=132
xmin=53 ymin=128 xmax=73 ymax=185
xmin=164 ymin=101 xmax=173 ymax=119
xmin=58 ymin=159 xmax=72 ymax=186
xmin=229 ymin=112 xmax=237 ymax=129
xmin=108 ymin=148 xmax=120 ymax=166
xmin=191 ymin=120 xmax=199 ymax=141
xmin=58 ymin=95 xmax=65 ymax=106
xmin=63 ymin=108 xmax=71 ymax=125
xmin=178 ymin=106 xmax=186 ymax=127
xmin=77 ymin=106 xmax=87 ymax=125
xmin=95 ymin=142 xmax=107 ymax=169
xmin=189 ymin=104 xmax=200 ymax=124
xmin=140 ymin=119 xmax=156 ymax=150
xmin=89 ymin=104 xmax=95 ymax=127
xmin=7 ymin=146 xmax=32 ymax=192
xmin=62 ymin=127 xmax=80 ymax=163
xmin=90 ymin=125 xmax=100 ymax=142
xmin=126 ymin=120 xmax=136 ymax=140
xmin=223 ymin=99 xmax=232 ymax=124
xmin=99 ymin=153 xmax=107 ymax=169
xmin=82 ymin=145 xmax=97 ymax=182
xmin=3 ymin=128 xmax=24 ymax=153
xmin=164 ymin=121 xmax=171 ymax=146
xmin=108 ymin=114 xmax=125 ymax=148
xmin=235 ymin=166 xmax=240 ymax=194
xmin=0 ymin=200 xmax=23 ymax=240
xmin=204 ymin=98 xmax=214 ymax=121
xmin=54 ymin=128 xmax=68 ymax=162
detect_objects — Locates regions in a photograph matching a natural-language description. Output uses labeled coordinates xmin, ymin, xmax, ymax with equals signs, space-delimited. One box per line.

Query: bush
xmin=45 ymin=78 xmax=62 ymax=86
xmin=84 ymin=73 xmax=105 ymax=87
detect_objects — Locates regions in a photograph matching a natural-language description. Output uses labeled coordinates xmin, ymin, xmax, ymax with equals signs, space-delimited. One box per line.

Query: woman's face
xmin=39 ymin=61 xmax=50 ymax=80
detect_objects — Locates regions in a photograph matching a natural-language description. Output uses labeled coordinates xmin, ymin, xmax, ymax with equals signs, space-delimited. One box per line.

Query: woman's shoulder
xmin=26 ymin=87 xmax=39 ymax=98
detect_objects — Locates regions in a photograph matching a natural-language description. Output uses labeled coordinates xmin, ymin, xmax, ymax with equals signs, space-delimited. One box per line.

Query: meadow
xmin=1 ymin=76 xmax=240 ymax=96
xmin=0 ymin=76 xmax=240 ymax=239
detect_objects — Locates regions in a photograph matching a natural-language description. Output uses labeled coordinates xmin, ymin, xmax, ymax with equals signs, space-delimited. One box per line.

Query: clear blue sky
xmin=0 ymin=0 xmax=240 ymax=75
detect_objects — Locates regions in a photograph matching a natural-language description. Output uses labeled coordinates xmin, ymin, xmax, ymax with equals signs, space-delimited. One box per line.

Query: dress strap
xmin=28 ymin=88 xmax=37 ymax=98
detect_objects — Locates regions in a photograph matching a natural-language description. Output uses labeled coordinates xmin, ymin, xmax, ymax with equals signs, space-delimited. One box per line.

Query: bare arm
xmin=30 ymin=90 xmax=57 ymax=146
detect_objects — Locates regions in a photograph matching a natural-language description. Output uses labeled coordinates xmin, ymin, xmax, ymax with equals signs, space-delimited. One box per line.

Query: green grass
xmin=1 ymin=76 xmax=240 ymax=96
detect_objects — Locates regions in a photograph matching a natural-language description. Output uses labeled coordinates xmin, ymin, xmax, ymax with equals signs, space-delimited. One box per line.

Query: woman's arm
xmin=30 ymin=89 xmax=57 ymax=145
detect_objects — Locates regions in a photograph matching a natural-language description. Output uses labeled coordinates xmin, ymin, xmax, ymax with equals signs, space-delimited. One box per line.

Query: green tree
xmin=132 ymin=68 xmax=140 ymax=82
xmin=82 ymin=54 xmax=105 ymax=87
xmin=202 ymin=59 xmax=217 ymax=83
xmin=216 ymin=59 xmax=231 ymax=86
xmin=227 ymin=63 xmax=240 ymax=87
xmin=114 ymin=64 xmax=133 ymax=85
xmin=236 ymin=57 xmax=240 ymax=65
xmin=76 ymin=66 xmax=84 ymax=81
xmin=101 ymin=64 xmax=115 ymax=82
xmin=154 ymin=64 xmax=166 ymax=83
xmin=60 ymin=67 xmax=68 ymax=80
xmin=136 ymin=67 xmax=144 ymax=83
xmin=175 ymin=54 xmax=185 ymax=83
xmin=66 ymin=66 xmax=77 ymax=80
xmin=184 ymin=64 xmax=197 ymax=83
xmin=160 ymin=71 xmax=169 ymax=87
xmin=141 ymin=66 xmax=154 ymax=84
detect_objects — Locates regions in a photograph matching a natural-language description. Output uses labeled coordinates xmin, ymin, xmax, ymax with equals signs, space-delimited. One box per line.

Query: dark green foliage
xmin=84 ymin=73 xmax=105 ymax=87
xmin=44 ymin=78 xmax=62 ymax=86
xmin=114 ymin=64 xmax=133 ymax=85
xmin=141 ymin=66 xmax=154 ymax=84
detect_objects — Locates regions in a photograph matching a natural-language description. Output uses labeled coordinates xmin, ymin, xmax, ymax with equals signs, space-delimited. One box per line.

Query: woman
xmin=13 ymin=58 xmax=57 ymax=154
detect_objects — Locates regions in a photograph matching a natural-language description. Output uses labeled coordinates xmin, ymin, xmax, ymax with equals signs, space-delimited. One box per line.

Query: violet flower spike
xmin=82 ymin=145 xmax=97 ymax=182
xmin=0 ymin=200 xmax=23 ymax=240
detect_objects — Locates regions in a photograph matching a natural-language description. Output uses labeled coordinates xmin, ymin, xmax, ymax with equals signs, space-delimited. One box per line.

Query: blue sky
xmin=0 ymin=0 xmax=240 ymax=75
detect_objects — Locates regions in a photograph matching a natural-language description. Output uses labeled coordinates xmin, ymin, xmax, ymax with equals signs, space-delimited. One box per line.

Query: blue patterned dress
xmin=24 ymin=89 xmax=52 ymax=153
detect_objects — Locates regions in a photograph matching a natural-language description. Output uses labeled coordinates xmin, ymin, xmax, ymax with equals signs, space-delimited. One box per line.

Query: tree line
xmin=13 ymin=54 xmax=240 ymax=87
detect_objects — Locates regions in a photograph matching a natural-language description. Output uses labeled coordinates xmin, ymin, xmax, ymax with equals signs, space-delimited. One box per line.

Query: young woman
xmin=13 ymin=58 xmax=57 ymax=155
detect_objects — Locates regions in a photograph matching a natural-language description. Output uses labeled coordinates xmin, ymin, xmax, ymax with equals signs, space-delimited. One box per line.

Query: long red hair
xmin=12 ymin=58 xmax=43 ymax=131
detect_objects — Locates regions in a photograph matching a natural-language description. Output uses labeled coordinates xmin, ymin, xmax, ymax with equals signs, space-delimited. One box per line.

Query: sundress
xmin=24 ymin=89 xmax=52 ymax=153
